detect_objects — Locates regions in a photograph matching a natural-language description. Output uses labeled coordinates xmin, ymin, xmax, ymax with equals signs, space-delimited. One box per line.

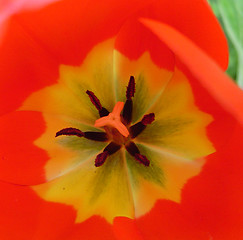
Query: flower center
xmin=94 ymin=101 xmax=130 ymax=138
xmin=56 ymin=76 xmax=155 ymax=167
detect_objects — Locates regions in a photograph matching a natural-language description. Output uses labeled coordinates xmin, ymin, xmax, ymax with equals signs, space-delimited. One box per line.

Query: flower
xmin=0 ymin=0 xmax=242 ymax=240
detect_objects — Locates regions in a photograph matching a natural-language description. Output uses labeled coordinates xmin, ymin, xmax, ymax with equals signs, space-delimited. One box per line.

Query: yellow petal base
xmin=21 ymin=39 xmax=214 ymax=223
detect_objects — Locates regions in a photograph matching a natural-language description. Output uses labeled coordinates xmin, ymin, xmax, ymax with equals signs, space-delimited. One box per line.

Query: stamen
xmin=95 ymin=142 xmax=121 ymax=167
xmin=86 ymin=90 xmax=102 ymax=110
xmin=122 ymin=100 xmax=132 ymax=125
xmin=125 ymin=141 xmax=150 ymax=166
xmin=141 ymin=113 xmax=155 ymax=125
xmin=84 ymin=132 xmax=108 ymax=141
xmin=95 ymin=102 xmax=129 ymax=137
xmin=99 ymin=108 xmax=110 ymax=117
xmin=95 ymin=151 xmax=109 ymax=167
xmin=104 ymin=141 xmax=121 ymax=155
xmin=123 ymin=76 xmax=136 ymax=125
xmin=129 ymin=113 xmax=155 ymax=139
xmin=125 ymin=141 xmax=139 ymax=155
xmin=126 ymin=76 xmax=135 ymax=100
xmin=86 ymin=90 xmax=109 ymax=117
xmin=56 ymin=82 xmax=153 ymax=167
xmin=56 ymin=128 xmax=108 ymax=141
xmin=135 ymin=153 xmax=150 ymax=166
xmin=55 ymin=128 xmax=84 ymax=138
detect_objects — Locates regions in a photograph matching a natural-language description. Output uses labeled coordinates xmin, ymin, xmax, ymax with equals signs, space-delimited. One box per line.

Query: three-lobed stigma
xmin=56 ymin=76 xmax=155 ymax=167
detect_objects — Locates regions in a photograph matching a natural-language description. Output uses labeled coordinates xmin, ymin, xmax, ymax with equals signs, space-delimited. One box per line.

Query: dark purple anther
xmin=123 ymin=76 xmax=136 ymax=125
xmin=55 ymin=128 xmax=84 ymax=138
xmin=135 ymin=153 xmax=150 ymax=166
xmin=86 ymin=90 xmax=109 ymax=117
xmin=141 ymin=113 xmax=155 ymax=125
xmin=86 ymin=90 xmax=102 ymax=111
xmin=56 ymin=128 xmax=108 ymax=142
xmin=95 ymin=142 xmax=121 ymax=167
xmin=125 ymin=141 xmax=150 ymax=166
xmin=126 ymin=76 xmax=135 ymax=100
xmin=95 ymin=151 xmax=109 ymax=167
xmin=129 ymin=113 xmax=155 ymax=139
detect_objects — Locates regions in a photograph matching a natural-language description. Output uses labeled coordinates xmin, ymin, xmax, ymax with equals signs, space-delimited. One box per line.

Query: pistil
xmin=94 ymin=102 xmax=129 ymax=137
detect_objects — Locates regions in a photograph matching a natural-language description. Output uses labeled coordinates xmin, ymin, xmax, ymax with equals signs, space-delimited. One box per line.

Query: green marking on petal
xmin=126 ymin=143 xmax=165 ymax=188
xmin=89 ymin=150 xmax=131 ymax=204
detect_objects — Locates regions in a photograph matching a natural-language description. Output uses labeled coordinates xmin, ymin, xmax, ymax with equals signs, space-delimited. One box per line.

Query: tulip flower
xmin=0 ymin=0 xmax=242 ymax=240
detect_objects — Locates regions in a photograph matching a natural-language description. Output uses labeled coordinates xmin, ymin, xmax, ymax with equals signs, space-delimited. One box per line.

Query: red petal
xmin=140 ymin=0 xmax=228 ymax=70
xmin=140 ymin=19 xmax=243 ymax=123
xmin=181 ymin=122 xmax=243 ymax=239
xmin=13 ymin=0 xmax=150 ymax=65
xmin=0 ymin=18 xmax=59 ymax=116
xmin=0 ymin=182 xmax=116 ymax=240
xmin=0 ymin=111 xmax=48 ymax=185
xmin=113 ymin=217 xmax=144 ymax=240
xmin=136 ymin=200 xmax=210 ymax=240
xmin=115 ymin=20 xmax=175 ymax=71
xmin=0 ymin=0 xmax=151 ymax=115
xmin=136 ymin=18 xmax=243 ymax=239
xmin=1 ymin=0 xmax=227 ymax=115
xmin=0 ymin=183 xmax=39 ymax=240
xmin=0 ymin=182 xmax=78 ymax=240
xmin=67 ymin=217 xmax=116 ymax=240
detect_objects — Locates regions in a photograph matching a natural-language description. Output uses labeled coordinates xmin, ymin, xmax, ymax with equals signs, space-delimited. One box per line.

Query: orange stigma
xmin=94 ymin=102 xmax=129 ymax=137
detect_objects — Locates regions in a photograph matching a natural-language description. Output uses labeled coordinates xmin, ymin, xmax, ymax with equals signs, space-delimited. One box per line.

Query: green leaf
xmin=209 ymin=0 xmax=243 ymax=88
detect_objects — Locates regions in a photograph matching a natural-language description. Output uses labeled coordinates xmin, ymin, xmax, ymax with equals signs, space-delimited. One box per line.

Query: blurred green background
xmin=208 ymin=0 xmax=243 ymax=88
